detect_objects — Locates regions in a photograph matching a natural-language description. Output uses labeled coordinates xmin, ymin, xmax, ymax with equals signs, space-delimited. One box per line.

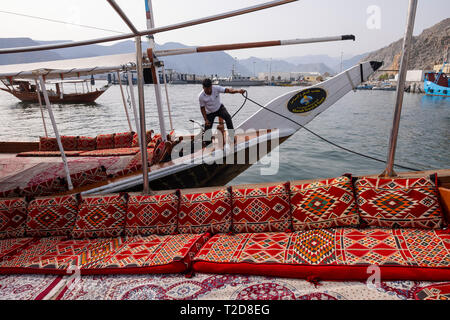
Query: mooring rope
xmin=232 ymin=91 xmax=420 ymax=172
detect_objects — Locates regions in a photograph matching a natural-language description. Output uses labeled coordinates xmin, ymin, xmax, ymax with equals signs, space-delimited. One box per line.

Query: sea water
xmin=0 ymin=82 xmax=448 ymax=184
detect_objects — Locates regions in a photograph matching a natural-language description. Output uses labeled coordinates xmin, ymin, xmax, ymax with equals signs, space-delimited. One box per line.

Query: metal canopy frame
xmin=0 ymin=0 xmax=299 ymax=54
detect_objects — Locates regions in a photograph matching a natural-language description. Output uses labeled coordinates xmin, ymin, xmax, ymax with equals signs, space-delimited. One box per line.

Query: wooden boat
xmin=424 ymin=50 xmax=449 ymax=97
xmin=0 ymin=79 xmax=110 ymax=104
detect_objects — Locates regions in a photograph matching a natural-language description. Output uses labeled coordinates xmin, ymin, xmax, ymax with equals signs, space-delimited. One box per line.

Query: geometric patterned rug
xmin=1 ymin=273 xmax=448 ymax=300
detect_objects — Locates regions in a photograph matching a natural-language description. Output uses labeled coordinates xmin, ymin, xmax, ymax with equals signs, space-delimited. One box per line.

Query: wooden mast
xmin=382 ymin=0 xmax=418 ymax=177
xmin=146 ymin=0 xmax=173 ymax=132
xmin=145 ymin=0 xmax=167 ymax=142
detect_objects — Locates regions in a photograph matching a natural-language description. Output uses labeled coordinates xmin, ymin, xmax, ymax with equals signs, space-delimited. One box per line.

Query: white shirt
xmin=198 ymin=85 xmax=226 ymax=114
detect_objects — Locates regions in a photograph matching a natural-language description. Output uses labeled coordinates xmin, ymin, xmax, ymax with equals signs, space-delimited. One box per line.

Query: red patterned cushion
xmin=290 ymin=176 xmax=360 ymax=231
xmin=178 ymin=188 xmax=232 ymax=234
xmin=0 ymin=198 xmax=27 ymax=239
xmin=79 ymin=147 xmax=140 ymax=157
xmin=77 ymin=136 xmax=97 ymax=151
xmin=17 ymin=151 xmax=81 ymax=157
xmin=125 ymin=193 xmax=179 ymax=236
xmin=114 ymin=131 xmax=134 ymax=148
xmin=72 ymin=194 xmax=127 ymax=238
xmin=26 ymin=195 xmax=79 ymax=237
xmin=39 ymin=136 xmax=58 ymax=151
xmin=131 ymin=132 xmax=139 ymax=147
xmin=61 ymin=136 xmax=78 ymax=151
xmin=96 ymin=133 xmax=115 ymax=150
xmin=354 ymin=175 xmax=444 ymax=229
xmin=232 ymin=183 xmax=291 ymax=233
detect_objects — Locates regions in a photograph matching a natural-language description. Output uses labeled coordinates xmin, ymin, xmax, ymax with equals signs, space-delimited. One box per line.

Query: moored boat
xmin=0 ymin=78 xmax=110 ymax=104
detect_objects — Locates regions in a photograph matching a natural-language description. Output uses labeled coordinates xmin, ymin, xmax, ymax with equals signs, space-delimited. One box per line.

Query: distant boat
xmin=424 ymin=60 xmax=449 ymax=97
xmin=169 ymin=79 xmax=188 ymax=84
xmin=372 ymin=82 xmax=396 ymax=91
xmin=0 ymin=78 xmax=110 ymax=103
xmin=356 ymin=84 xmax=374 ymax=90
xmin=213 ymin=64 xmax=264 ymax=87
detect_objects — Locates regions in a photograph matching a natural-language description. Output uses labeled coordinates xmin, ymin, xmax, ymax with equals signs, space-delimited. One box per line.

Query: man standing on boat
xmin=199 ymin=78 xmax=245 ymax=132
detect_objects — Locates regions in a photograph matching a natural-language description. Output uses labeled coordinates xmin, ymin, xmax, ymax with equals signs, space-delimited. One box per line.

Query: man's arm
xmin=200 ymin=106 xmax=210 ymax=127
xmin=225 ymin=88 xmax=246 ymax=94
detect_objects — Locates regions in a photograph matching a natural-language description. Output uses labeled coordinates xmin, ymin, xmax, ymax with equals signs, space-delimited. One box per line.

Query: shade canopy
xmin=0 ymin=53 xmax=137 ymax=80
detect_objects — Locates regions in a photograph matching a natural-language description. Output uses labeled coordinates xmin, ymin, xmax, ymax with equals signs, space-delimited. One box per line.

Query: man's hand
xmin=205 ymin=119 xmax=211 ymax=128
xmin=225 ymin=88 xmax=246 ymax=95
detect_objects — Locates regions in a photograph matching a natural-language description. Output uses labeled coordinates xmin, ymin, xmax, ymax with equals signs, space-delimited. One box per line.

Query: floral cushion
xmin=39 ymin=137 xmax=58 ymax=151
xmin=96 ymin=133 xmax=115 ymax=150
xmin=0 ymin=198 xmax=27 ymax=239
xmin=114 ymin=132 xmax=134 ymax=149
xmin=125 ymin=193 xmax=179 ymax=236
xmin=178 ymin=188 xmax=232 ymax=234
xmin=26 ymin=195 xmax=79 ymax=237
xmin=232 ymin=183 xmax=291 ymax=233
xmin=354 ymin=175 xmax=445 ymax=229
xmin=72 ymin=194 xmax=127 ymax=238
xmin=290 ymin=176 xmax=360 ymax=231
xmin=77 ymin=136 xmax=97 ymax=151
xmin=61 ymin=136 xmax=78 ymax=151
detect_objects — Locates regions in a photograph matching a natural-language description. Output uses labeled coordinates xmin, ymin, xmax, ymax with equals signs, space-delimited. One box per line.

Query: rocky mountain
xmin=361 ymin=18 xmax=449 ymax=74
xmin=0 ymin=38 xmax=63 ymax=65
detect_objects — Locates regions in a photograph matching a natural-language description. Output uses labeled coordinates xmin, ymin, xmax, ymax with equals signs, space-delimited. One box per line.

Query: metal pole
xmin=117 ymin=71 xmax=133 ymax=132
xmin=38 ymin=75 xmax=73 ymax=190
xmin=127 ymin=70 xmax=142 ymax=147
xmin=0 ymin=0 xmax=299 ymax=54
xmin=383 ymin=0 xmax=418 ymax=177
xmin=34 ymin=79 xmax=48 ymax=137
xmin=135 ymin=37 xmax=149 ymax=194
xmin=107 ymin=0 xmax=139 ymax=34
xmin=148 ymin=52 xmax=168 ymax=141
xmin=161 ymin=64 xmax=174 ymax=131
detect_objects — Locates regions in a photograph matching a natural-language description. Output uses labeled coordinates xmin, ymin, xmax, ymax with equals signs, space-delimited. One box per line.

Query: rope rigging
xmin=228 ymin=91 xmax=420 ymax=172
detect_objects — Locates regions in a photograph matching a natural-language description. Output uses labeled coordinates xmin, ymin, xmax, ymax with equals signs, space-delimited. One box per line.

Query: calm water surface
xmin=0 ymin=82 xmax=448 ymax=185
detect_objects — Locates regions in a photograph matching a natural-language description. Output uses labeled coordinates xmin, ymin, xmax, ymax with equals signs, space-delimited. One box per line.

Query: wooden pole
xmin=144 ymin=0 xmax=167 ymax=141
xmin=38 ymin=75 xmax=73 ymax=190
xmin=382 ymin=0 xmax=418 ymax=177
xmin=146 ymin=0 xmax=173 ymax=132
xmin=34 ymin=79 xmax=48 ymax=137
xmin=135 ymin=37 xmax=150 ymax=194
xmin=117 ymin=71 xmax=133 ymax=132
xmin=154 ymin=35 xmax=355 ymax=57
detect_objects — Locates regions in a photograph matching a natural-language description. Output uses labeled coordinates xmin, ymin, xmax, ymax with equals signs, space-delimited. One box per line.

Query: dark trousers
xmin=205 ymin=104 xmax=234 ymax=131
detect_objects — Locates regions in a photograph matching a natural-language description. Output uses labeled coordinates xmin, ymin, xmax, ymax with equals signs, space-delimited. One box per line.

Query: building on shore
xmin=257 ymin=71 xmax=324 ymax=84
xmin=433 ymin=63 xmax=450 ymax=73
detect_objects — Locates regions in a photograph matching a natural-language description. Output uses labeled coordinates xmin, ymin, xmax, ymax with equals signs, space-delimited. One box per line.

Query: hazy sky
xmin=1 ymin=0 xmax=449 ymax=59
